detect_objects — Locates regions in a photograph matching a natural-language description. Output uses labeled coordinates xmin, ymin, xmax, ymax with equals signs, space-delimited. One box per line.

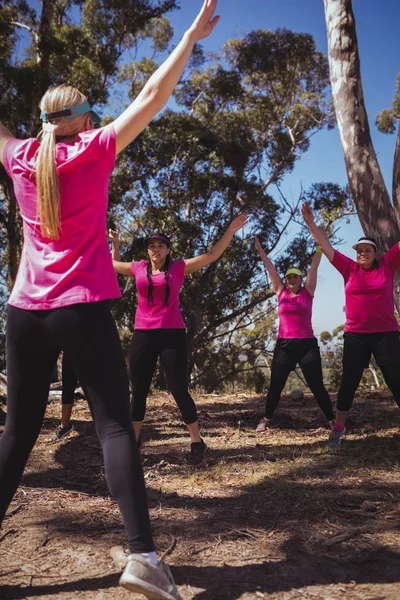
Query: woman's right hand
xmin=187 ymin=0 xmax=220 ymax=42
xmin=108 ymin=229 xmax=119 ymax=244
xmin=301 ymin=202 xmax=315 ymax=225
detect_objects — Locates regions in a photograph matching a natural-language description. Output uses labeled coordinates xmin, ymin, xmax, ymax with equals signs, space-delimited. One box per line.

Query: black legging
xmin=61 ymin=352 xmax=79 ymax=405
xmin=265 ymin=338 xmax=334 ymax=421
xmin=0 ymin=302 xmax=154 ymax=553
xmin=337 ymin=331 xmax=400 ymax=411
xmin=129 ymin=328 xmax=197 ymax=424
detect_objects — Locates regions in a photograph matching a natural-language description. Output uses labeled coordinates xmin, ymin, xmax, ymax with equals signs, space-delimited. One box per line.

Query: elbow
xmin=141 ymin=84 xmax=168 ymax=114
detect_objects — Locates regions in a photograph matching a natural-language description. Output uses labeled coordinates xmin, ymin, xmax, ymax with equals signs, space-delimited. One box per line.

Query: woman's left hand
xmin=229 ymin=212 xmax=249 ymax=233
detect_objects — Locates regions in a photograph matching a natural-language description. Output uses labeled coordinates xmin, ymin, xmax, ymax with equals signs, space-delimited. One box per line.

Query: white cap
xmin=352 ymin=238 xmax=377 ymax=250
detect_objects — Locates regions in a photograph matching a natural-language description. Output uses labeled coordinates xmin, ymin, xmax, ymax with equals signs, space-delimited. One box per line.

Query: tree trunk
xmin=0 ymin=175 xmax=21 ymax=287
xmin=31 ymin=0 xmax=54 ymax=132
xmin=324 ymin=0 xmax=400 ymax=308
xmin=368 ymin=364 xmax=380 ymax=388
xmin=324 ymin=0 xmax=400 ymax=248
xmin=393 ymin=124 xmax=400 ymax=221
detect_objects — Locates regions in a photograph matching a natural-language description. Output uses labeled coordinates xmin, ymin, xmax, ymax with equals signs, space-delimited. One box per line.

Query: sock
xmin=334 ymin=423 xmax=345 ymax=431
xmin=141 ymin=551 xmax=158 ymax=566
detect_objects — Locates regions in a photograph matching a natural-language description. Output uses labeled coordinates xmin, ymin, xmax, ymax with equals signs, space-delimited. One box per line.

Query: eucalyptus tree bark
xmin=393 ymin=127 xmax=400 ymax=222
xmin=324 ymin=0 xmax=400 ymax=306
xmin=324 ymin=0 xmax=399 ymax=244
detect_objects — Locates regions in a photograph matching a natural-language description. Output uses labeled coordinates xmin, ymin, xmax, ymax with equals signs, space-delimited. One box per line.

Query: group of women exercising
xmin=0 ymin=1 xmax=400 ymax=598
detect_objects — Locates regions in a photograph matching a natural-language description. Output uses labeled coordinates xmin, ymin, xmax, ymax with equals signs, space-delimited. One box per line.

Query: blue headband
xmin=41 ymin=100 xmax=101 ymax=126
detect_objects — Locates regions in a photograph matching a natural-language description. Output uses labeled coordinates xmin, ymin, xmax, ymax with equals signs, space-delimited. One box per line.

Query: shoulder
xmin=170 ymin=259 xmax=185 ymax=275
xmin=131 ymin=260 xmax=148 ymax=274
xmin=3 ymin=137 xmax=39 ymax=176
xmin=79 ymin=123 xmax=115 ymax=148
xmin=301 ymin=286 xmax=313 ymax=299
xmin=277 ymin=288 xmax=288 ymax=301
xmin=57 ymin=124 xmax=116 ymax=169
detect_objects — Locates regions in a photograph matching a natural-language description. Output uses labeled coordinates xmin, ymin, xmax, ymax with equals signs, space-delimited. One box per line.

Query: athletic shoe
xmin=51 ymin=423 xmax=74 ymax=441
xmin=186 ymin=439 xmax=207 ymax=466
xmin=328 ymin=426 xmax=346 ymax=448
xmin=119 ymin=554 xmax=182 ymax=600
xmin=256 ymin=417 xmax=271 ymax=432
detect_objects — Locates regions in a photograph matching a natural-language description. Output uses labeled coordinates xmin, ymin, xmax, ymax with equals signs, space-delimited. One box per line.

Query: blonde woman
xmin=0 ymin=2 xmax=219 ymax=598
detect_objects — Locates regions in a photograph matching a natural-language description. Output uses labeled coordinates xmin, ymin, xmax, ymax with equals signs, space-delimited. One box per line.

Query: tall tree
xmin=323 ymin=0 xmax=400 ymax=305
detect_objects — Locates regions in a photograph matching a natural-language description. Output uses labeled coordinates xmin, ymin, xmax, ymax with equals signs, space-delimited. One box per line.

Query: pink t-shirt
xmin=3 ymin=125 xmax=120 ymax=309
xmin=131 ymin=259 xmax=186 ymax=329
xmin=278 ymin=287 xmax=314 ymax=338
xmin=332 ymin=245 xmax=400 ymax=333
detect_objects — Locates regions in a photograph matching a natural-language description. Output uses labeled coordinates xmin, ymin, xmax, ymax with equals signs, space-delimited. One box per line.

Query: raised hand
xmin=187 ymin=0 xmax=220 ymax=42
xmin=108 ymin=229 xmax=119 ymax=244
xmin=229 ymin=212 xmax=249 ymax=233
xmin=301 ymin=202 xmax=315 ymax=225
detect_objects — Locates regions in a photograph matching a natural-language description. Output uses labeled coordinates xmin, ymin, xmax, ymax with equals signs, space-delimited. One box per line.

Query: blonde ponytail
xmin=36 ymin=85 xmax=90 ymax=240
xmin=36 ymin=123 xmax=61 ymax=239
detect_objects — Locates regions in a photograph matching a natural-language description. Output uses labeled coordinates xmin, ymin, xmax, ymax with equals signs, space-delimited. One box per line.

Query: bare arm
xmin=301 ymin=202 xmax=335 ymax=262
xmin=0 ymin=122 xmax=14 ymax=166
xmin=304 ymin=251 xmax=322 ymax=296
xmin=108 ymin=230 xmax=133 ymax=276
xmin=113 ymin=0 xmax=219 ymax=154
xmin=184 ymin=213 xmax=248 ymax=275
xmin=255 ymin=236 xmax=284 ymax=295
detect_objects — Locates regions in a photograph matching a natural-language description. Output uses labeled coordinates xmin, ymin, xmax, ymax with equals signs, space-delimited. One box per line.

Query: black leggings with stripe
xmin=0 ymin=302 xmax=154 ymax=553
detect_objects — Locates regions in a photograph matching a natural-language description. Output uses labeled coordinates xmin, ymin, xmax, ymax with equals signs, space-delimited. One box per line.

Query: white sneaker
xmin=119 ymin=554 xmax=182 ymax=600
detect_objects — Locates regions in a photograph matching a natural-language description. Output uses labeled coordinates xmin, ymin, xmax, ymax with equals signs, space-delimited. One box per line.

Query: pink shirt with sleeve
xmin=3 ymin=125 xmax=121 ymax=309
xmin=331 ymin=245 xmax=400 ymax=333
xmin=131 ymin=259 xmax=186 ymax=329
xmin=277 ymin=287 xmax=314 ymax=338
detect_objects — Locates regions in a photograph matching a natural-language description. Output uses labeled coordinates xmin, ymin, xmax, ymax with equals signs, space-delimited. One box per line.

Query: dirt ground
xmin=1 ymin=389 xmax=400 ymax=599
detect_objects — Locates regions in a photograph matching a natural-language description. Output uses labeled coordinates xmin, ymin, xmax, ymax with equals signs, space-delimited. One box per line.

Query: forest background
xmin=1 ymin=0 xmax=399 ymax=393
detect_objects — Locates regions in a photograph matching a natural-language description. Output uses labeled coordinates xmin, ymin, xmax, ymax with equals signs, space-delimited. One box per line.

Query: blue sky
xmin=165 ymin=0 xmax=400 ymax=335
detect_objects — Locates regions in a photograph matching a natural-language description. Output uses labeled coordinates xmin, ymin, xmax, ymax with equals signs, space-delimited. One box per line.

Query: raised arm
xmin=301 ymin=202 xmax=334 ymax=262
xmin=108 ymin=230 xmax=133 ymax=276
xmin=304 ymin=250 xmax=322 ymax=296
xmin=183 ymin=213 xmax=248 ymax=276
xmin=0 ymin=122 xmax=14 ymax=166
xmin=113 ymin=0 xmax=219 ymax=154
xmin=255 ymin=236 xmax=284 ymax=296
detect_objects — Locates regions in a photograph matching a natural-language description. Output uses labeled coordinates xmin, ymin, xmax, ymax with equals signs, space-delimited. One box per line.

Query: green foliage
xmin=320 ymin=326 xmax=385 ymax=391
xmin=376 ymin=73 xmax=400 ymax=134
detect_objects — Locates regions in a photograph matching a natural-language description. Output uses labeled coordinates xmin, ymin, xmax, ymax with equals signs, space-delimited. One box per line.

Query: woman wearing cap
xmin=0 ymin=2 xmax=219 ymax=597
xmin=302 ymin=201 xmax=400 ymax=448
xmin=255 ymin=236 xmax=335 ymax=431
xmin=109 ymin=213 xmax=248 ymax=466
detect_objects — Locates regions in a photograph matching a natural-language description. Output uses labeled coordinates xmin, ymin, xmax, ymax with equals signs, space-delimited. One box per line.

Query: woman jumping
xmin=109 ymin=213 xmax=248 ymax=465
xmin=0 ymin=1 xmax=219 ymax=597
xmin=255 ymin=236 xmax=335 ymax=431
xmin=302 ymin=201 xmax=400 ymax=448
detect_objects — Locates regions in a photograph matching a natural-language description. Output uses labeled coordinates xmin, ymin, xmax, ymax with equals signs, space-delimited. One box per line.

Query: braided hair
xmin=146 ymin=253 xmax=171 ymax=306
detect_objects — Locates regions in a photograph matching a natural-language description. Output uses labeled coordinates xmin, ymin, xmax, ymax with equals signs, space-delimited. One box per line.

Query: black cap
xmin=144 ymin=233 xmax=171 ymax=248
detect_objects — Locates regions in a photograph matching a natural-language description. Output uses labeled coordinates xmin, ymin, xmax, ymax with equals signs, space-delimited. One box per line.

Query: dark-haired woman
xmin=254 ymin=236 xmax=335 ymax=431
xmin=109 ymin=213 xmax=248 ymax=465
xmin=302 ymin=201 xmax=400 ymax=448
